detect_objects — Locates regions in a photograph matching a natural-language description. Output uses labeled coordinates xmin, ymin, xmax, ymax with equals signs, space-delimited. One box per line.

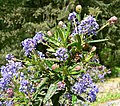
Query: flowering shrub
xmin=0 ymin=5 xmax=117 ymax=106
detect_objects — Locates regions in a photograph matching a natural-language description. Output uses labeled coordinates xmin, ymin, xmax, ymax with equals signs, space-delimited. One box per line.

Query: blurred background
xmin=0 ymin=0 xmax=120 ymax=77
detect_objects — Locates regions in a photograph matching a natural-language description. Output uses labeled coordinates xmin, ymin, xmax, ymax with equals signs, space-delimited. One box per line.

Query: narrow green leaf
xmin=57 ymin=28 xmax=65 ymax=43
xmin=67 ymin=41 xmax=78 ymax=48
xmin=47 ymin=48 xmax=55 ymax=52
xmin=88 ymin=39 xmax=109 ymax=43
xmin=69 ymin=71 xmax=81 ymax=75
xmin=72 ymin=95 xmax=77 ymax=105
xmin=33 ymin=77 xmax=48 ymax=99
xmin=43 ymin=84 xmax=57 ymax=104
xmin=45 ymin=58 xmax=59 ymax=62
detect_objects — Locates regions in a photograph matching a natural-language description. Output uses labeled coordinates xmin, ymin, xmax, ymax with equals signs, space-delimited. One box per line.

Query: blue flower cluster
xmin=5 ymin=54 xmax=14 ymax=61
xmin=68 ymin=12 xmax=77 ymax=21
xmin=68 ymin=12 xmax=80 ymax=26
xmin=19 ymin=73 xmax=35 ymax=95
xmin=71 ymin=15 xmax=99 ymax=36
xmin=72 ymin=74 xmax=98 ymax=102
xmin=0 ymin=100 xmax=14 ymax=106
xmin=54 ymin=47 xmax=68 ymax=61
xmin=22 ymin=38 xmax=36 ymax=56
xmin=37 ymin=51 xmax=45 ymax=59
xmin=22 ymin=32 xmax=44 ymax=56
xmin=33 ymin=32 xmax=44 ymax=44
xmin=0 ymin=57 xmax=22 ymax=90
xmin=87 ymin=66 xmax=111 ymax=82
xmin=64 ymin=93 xmax=72 ymax=100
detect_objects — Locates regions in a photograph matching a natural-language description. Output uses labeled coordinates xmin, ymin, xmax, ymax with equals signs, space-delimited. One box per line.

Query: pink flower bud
xmin=108 ymin=16 xmax=118 ymax=25
xmin=47 ymin=31 xmax=52 ymax=36
xmin=6 ymin=88 xmax=14 ymax=98
xmin=91 ymin=46 xmax=96 ymax=52
xmin=75 ymin=65 xmax=81 ymax=70
xmin=52 ymin=64 xmax=59 ymax=70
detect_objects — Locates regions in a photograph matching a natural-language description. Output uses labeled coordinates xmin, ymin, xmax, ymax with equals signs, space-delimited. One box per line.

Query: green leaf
xmin=43 ymin=83 xmax=57 ymax=104
xmin=85 ymin=54 xmax=94 ymax=62
xmin=47 ymin=48 xmax=55 ymax=52
xmin=33 ymin=77 xmax=48 ymax=99
xmin=65 ymin=22 xmax=71 ymax=39
xmin=88 ymin=39 xmax=109 ymax=43
xmin=57 ymin=28 xmax=65 ymax=43
xmin=45 ymin=58 xmax=59 ymax=62
xmin=72 ymin=95 xmax=77 ymax=105
xmin=76 ymin=34 xmax=81 ymax=46
xmin=69 ymin=70 xmax=84 ymax=75
xmin=69 ymin=71 xmax=81 ymax=75
xmin=67 ymin=41 xmax=78 ymax=48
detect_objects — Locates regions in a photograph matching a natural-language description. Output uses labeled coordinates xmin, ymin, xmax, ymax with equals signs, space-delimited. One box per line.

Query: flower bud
xmin=58 ymin=21 xmax=64 ymax=27
xmin=76 ymin=5 xmax=82 ymax=13
xmin=47 ymin=31 xmax=52 ymax=36
xmin=52 ymin=64 xmax=59 ymax=70
xmin=75 ymin=65 xmax=81 ymax=70
xmin=108 ymin=16 xmax=118 ymax=25
xmin=6 ymin=88 xmax=14 ymax=98
xmin=83 ymin=43 xmax=89 ymax=50
xmin=91 ymin=46 xmax=96 ymax=52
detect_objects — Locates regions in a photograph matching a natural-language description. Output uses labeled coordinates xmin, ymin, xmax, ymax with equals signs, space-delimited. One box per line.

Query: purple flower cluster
xmin=54 ymin=47 xmax=68 ymax=61
xmin=72 ymin=74 xmax=98 ymax=102
xmin=68 ymin=12 xmax=80 ymax=26
xmin=0 ymin=100 xmax=14 ymax=106
xmin=22 ymin=32 xmax=44 ymax=56
xmin=19 ymin=73 xmax=35 ymax=95
xmin=87 ymin=66 xmax=111 ymax=82
xmin=64 ymin=93 xmax=72 ymax=100
xmin=68 ymin=12 xmax=77 ymax=21
xmin=33 ymin=32 xmax=44 ymax=44
xmin=6 ymin=54 xmax=15 ymax=61
xmin=0 ymin=60 xmax=22 ymax=90
xmin=22 ymin=38 xmax=36 ymax=56
xmin=37 ymin=51 xmax=45 ymax=59
xmin=72 ymin=15 xmax=99 ymax=36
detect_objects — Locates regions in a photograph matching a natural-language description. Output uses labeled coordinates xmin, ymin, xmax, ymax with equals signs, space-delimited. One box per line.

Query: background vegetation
xmin=0 ymin=0 xmax=120 ymax=76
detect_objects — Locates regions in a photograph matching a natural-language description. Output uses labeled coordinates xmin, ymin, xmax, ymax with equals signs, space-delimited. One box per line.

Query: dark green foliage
xmin=0 ymin=0 xmax=74 ymax=65
xmin=92 ymin=0 xmax=120 ymax=68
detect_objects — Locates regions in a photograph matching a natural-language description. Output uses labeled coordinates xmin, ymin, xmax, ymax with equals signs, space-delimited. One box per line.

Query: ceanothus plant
xmin=0 ymin=5 xmax=117 ymax=106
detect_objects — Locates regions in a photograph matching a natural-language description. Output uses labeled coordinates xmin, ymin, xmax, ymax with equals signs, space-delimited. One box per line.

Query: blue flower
xmin=68 ymin=12 xmax=77 ymax=21
xmin=22 ymin=38 xmax=36 ymax=56
xmin=19 ymin=79 xmax=29 ymax=94
xmin=6 ymin=54 xmax=14 ymax=61
xmin=19 ymin=76 xmax=35 ymax=95
xmin=72 ymin=74 xmax=98 ymax=102
xmin=87 ymin=85 xmax=98 ymax=102
xmin=37 ymin=51 xmax=45 ymax=59
xmin=54 ymin=47 xmax=68 ymax=61
xmin=72 ymin=15 xmax=99 ymax=36
xmin=0 ymin=62 xmax=22 ymax=90
xmin=33 ymin=32 xmax=44 ymax=44
xmin=3 ymin=100 xmax=14 ymax=106
xmin=0 ymin=77 xmax=10 ymax=89
xmin=64 ymin=93 xmax=72 ymax=100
